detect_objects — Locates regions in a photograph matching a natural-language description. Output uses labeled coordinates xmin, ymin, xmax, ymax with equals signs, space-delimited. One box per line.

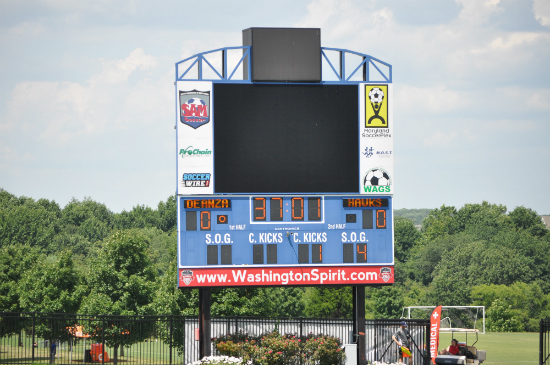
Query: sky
xmin=0 ymin=0 xmax=549 ymax=215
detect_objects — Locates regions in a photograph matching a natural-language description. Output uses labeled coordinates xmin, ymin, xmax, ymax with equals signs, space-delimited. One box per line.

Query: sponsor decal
xmin=179 ymin=146 xmax=212 ymax=158
xmin=365 ymin=85 xmax=388 ymax=128
xmin=179 ymin=90 xmax=210 ymax=129
xmin=178 ymin=265 xmax=394 ymax=287
xmin=362 ymin=129 xmax=392 ymax=138
xmin=380 ymin=267 xmax=393 ymax=282
xmin=181 ymin=270 xmax=194 ymax=286
xmin=363 ymin=147 xmax=374 ymax=158
xmin=363 ymin=147 xmax=392 ymax=159
xmin=363 ymin=168 xmax=391 ymax=193
xmin=182 ymin=173 xmax=211 ymax=187
xmin=376 ymin=150 xmax=392 ymax=158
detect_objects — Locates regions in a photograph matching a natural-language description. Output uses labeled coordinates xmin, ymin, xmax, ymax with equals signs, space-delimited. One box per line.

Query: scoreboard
xmin=176 ymin=43 xmax=394 ymax=288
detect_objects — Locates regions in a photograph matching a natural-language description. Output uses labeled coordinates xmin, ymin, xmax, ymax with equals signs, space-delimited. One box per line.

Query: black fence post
xmin=299 ymin=317 xmax=303 ymax=338
xmin=169 ymin=315 xmax=173 ymax=365
xmin=32 ymin=312 xmax=35 ymax=363
xmin=539 ymin=319 xmax=545 ymax=365
xmin=102 ymin=316 xmax=105 ymax=365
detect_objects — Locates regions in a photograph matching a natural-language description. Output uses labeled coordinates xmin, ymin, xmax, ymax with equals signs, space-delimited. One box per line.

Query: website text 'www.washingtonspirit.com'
xmin=178 ymin=266 xmax=394 ymax=287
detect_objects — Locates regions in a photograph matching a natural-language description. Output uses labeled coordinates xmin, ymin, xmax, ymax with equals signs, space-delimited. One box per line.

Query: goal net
xmin=401 ymin=306 xmax=485 ymax=334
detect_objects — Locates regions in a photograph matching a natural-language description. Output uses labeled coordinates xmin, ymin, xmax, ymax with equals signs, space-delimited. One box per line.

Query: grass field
xmin=439 ymin=332 xmax=538 ymax=365
xmin=1 ymin=332 xmax=542 ymax=365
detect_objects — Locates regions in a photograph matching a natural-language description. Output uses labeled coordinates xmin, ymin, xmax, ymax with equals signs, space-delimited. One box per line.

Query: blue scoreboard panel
xmin=176 ymin=80 xmax=394 ymax=288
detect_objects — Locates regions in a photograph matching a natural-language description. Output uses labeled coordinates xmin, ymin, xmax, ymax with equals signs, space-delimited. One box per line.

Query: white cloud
xmin=455 ymin=0 xmax=503 ymax=26
xmin=533 ymin=0 xmax=550 ymax=26
xmin=90 ymin=48 xmax=158 ymax=86
xmin=423 ymin=130 xmax=459 ymax=147
xmin=8 ymin=21 xmax=45 ymax=36
xmin=397 ymin=84 xmax=463 ymax=114
xmin=2 ymin=48 xmax=167 ymax=145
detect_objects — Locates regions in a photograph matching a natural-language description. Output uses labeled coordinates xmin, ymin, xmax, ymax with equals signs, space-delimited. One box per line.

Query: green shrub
xmin=214 ymin=331 xmax=345 ymax=365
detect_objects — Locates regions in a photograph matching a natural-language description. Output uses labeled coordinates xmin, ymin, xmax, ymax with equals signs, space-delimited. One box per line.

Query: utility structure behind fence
xmin=1 ymin=312 xmax=430 ymax=365
xmin=542 ymin=318 xmax=550 ymax=365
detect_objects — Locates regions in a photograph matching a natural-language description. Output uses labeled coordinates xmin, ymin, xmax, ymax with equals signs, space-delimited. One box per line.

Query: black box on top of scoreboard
xmin=242 ymin=27 xmax=321 ymax=82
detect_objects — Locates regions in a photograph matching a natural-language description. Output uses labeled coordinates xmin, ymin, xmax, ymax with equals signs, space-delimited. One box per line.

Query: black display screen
xmin=213 ymin=84 xmax=359 ymax=193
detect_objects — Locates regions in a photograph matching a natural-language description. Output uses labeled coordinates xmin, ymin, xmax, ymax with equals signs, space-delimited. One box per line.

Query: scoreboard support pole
xmin=199 ymin=288 xmax=212 ymax=359
xmin=353 ymin=286 xmax=366 ymax=365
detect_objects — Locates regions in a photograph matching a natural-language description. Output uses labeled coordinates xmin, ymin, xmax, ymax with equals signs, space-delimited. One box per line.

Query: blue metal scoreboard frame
xmin=175 ymin=44 xmax=394 ymax=288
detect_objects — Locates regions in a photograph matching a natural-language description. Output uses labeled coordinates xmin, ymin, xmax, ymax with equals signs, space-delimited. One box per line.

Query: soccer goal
xmin=401 ymin=306 xmax=485 ymax=334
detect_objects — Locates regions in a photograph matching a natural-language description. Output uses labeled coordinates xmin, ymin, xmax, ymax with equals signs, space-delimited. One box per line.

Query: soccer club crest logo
xmin=180 ymin=90 xmax=210 ymax=129
xmin=365 ymin=85 xmax=388 ymax=128
xmin=380 ymin=267 xmax=393 ymax=282
xmin=180 ymin=270 xmax=194 ymax=286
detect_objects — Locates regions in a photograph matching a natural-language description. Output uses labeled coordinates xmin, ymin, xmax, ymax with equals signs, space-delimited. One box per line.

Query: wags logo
xmin=180 ymin=90 xmax=210 ymax=129
xmin=182 ymin=173 xmax=211 ymax=187
xmin=363 ymin=168 xmax=391 ymax=193
xmin=179 ymin=146 xmax=212 ymax=158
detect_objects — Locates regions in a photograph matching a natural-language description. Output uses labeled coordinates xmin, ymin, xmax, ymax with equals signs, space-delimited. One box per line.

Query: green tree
xmin=394 ymin=217 xmax=421 ymax=263
xmin=0 ymin=244 xmax=41 ymax=311
xmin=486 ymin=299 xmax=523 ymax=332
xmin=113 ymin=205 xmax=158 ymax=230
xmin=80 ymin=229 xmax=157 ymax=365
xmin=264 ymin=287 xmax=306 ymax=317
xmin=157 ymin=195 xmax=177 ymax=233
xmin=369 ymin=286 xmax=404 ymax=319
xmin=303 ymin=287 xmax=352 ymax=318
xmin=393 ymin=208 xmax=431 ymax=225
xmin=429 ymin=239 xmax=532 ymax=305
xmin=508 ymin=206 xmax=547 ymax=234
xmin=0 ymin=196 xmax=60 ymax=249
xmin=61 ymin=197 xmax=113 ymax=244
xmin=19 ymin=251 xmax=85 ymax=314
xmin=471 ymin=282 xmax=550 ymax=331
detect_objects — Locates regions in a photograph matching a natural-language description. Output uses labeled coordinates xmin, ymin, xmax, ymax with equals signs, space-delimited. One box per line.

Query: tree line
xmin=1 ymin=188 xmax=549 ymax=332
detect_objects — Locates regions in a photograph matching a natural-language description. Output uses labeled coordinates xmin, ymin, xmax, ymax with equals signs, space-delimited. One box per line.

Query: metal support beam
xmin=199 ymin=288 xmax=212 ymax=359
xmin=353 ymin=286 xmax=366 ymax=365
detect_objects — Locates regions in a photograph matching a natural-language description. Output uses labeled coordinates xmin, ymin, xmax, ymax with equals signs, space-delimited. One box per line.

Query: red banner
xmin=430 ymin=305 xmax=442 ymax=364
xmin=178 ymin=265 xmax=394 ymax=288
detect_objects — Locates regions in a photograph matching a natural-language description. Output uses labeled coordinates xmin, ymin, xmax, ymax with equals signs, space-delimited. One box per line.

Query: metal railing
xmin=1 ymin=312 xmax=428 ymax=365
xmin=175 ymin=46 xmax=392 ymax=83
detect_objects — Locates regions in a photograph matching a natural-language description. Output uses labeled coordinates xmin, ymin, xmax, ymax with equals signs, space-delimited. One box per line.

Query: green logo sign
xmin=180 ymin=146 xmax=212 ymax=158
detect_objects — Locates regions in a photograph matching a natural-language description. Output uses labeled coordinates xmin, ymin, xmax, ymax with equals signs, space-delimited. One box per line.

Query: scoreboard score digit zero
xmin=176 ymin=37 xmax=394 ymax=288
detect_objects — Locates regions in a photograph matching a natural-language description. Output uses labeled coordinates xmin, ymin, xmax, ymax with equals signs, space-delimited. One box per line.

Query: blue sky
xmin=1 ymin=0 xmax=549 ymax=214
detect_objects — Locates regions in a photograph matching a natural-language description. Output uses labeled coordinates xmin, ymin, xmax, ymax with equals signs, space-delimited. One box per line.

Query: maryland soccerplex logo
xmin=179 ymin=90 xmax=210 ymax=129
xmin=363 ymin=168 xmax=391 ymax=193
xmin=365 ymin=85 xmax=388 ymax=128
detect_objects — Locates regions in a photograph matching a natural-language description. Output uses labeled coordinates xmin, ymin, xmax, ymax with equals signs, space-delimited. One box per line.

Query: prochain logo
xmin=179 ymin=146 xmax=212 ymax=158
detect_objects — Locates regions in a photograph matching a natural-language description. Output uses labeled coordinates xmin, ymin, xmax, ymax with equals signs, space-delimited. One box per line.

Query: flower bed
xmin=211 ymin=331 xmax=345 ymax=365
